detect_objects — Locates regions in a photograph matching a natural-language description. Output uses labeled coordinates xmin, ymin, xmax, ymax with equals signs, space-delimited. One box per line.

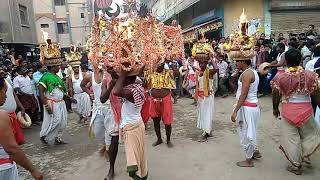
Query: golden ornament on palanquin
xmin=145 ymin=70 xmax=175 ymax=90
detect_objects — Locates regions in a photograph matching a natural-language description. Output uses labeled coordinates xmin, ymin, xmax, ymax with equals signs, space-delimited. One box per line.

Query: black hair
xmin=285 ymin=49 xmax=302 ymax=67
xmin=277 ymin=43 xmax=285 ymax=50
xmin=278 ymin=37 xmax=285 ymax=41
xmin=306 ymin=39 xmax=315 ymax=48
xmin=309 ymin=24 xmax=315 ymax=29
xmin=238 ymin=60 xmax=251 ymax=66
xmin=288 ymin=41 xmax=299 ymax=49
xmin=314 ymin=47 xmax=320 ymax=57
xmin=36 ymin=63 xmax=43 ymax=71
xmin=262 ymin=39 xmax=271 ymax=46
xmin=290 ymin=37 xmax=297 ymax=42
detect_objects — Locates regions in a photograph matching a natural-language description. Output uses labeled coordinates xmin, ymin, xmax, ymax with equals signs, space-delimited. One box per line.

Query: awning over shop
xmin=182 ymin=18 xmax=223 ymax=42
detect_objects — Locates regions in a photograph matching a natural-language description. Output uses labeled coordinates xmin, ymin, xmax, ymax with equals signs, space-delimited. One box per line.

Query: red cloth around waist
xmin=46 ymin=97 xmax=64 ymax=103
xmin=8 ymin=112 xmax=25 ymax=145
xmin=198 ymin=91 xmax=205 ymax=99
xmin=282 ymin=102 xmax=313 ymax=128
xmin=242 ymin=102 xmax=258 ymax=107
xmin=0 ymin=158 xmax=13 ymax=165
xmin=186 ymin=74 xmax=196 ymax=82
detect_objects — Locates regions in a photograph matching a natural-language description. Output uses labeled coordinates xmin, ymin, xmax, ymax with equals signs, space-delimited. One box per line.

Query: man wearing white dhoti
xmin=81 ymin=65 xmax=121 ymax=180
xmin=0 ymin=72 xmax=43 ymax=180
xmin=192 ymin=38 xmax=218 ymax=141
xmin=65 ymin=46 xmax=91 ymax=123
xmin=38 ymin=39 xmax=68 ymax=145
xmin=231 ymin=51 xmax=262 ymax=167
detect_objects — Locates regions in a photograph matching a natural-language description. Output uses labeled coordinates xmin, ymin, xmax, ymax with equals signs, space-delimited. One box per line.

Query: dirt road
xmin=20 ymin=96 xmax=320 ymax=180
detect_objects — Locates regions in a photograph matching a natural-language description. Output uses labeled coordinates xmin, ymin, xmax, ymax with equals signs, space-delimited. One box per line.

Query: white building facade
xmin=34 ymin=0 xmax=93 ymax=48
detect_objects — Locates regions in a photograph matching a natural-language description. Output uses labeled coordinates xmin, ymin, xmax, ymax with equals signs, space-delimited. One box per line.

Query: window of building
xmin=54 ymin=0 xmax=66 ymax=6
xmin=19 ymin=5 xmax=29 ymax=25
xmin=80 ymin=13 xmax=85 ymax=18
xmin=40 ymin=24 xmax=49 ymax=28
xmin=57 ymin=23 xmax=69 ymax=34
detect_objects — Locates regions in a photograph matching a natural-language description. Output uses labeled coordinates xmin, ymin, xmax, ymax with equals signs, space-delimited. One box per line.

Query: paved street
xmin=20 ymin=96 xmax=320 ymax=180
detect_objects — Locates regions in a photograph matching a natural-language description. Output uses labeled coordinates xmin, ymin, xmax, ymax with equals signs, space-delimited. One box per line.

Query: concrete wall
xmin=34 ymin=0 xmax=91 ymax=48
xmin=68 ymin=0 xmax=91 ymax=46
xmin=223 ymin=0 xmax=264 ymax=36
xmin=18 ymin=0 xmax=37 ymax=43
xmin=0 ymin=0 xmax=13 ymax=41
xmin=0 ymin=0 xmax=37 ymax=43
xmin=35 ymin=16 xmax=57 ymax=43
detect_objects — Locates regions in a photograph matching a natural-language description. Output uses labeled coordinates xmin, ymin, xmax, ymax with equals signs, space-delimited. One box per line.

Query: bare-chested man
xmin=146 ymin=60 xmax=179 ymax=148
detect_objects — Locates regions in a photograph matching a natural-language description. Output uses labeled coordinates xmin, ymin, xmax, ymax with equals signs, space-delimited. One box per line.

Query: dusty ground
xmin=19 ymin=96 xmax=320 ymax=180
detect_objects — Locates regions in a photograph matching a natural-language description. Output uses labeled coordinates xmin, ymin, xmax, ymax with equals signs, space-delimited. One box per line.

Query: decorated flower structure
xmin=192 ymin=33 xmax=214 ymax=61
xmin=87 ymin=11 xmax=184 ymax=75
xmin=224 ymin=9 xmax=256 ymax=61
xmin=65 ymin=45 xmax=82 ymax=68
xmin=39 ymin=30 xmax=62 ymax=67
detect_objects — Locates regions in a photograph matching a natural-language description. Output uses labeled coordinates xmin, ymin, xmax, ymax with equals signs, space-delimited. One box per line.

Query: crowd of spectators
xmin=178 ymin=24 xmax=320 ymax=101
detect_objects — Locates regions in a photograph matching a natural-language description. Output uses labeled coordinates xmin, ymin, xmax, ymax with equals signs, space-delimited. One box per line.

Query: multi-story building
xmin=33 ymin=0 xmax=93 ymax=48
xmin=0 ymin=0 xmax=37 ymax=43
xmin=146 ymin=0 xmax=320 ymax=41
xmin=147 ymin=0 xmax=266 ymax=42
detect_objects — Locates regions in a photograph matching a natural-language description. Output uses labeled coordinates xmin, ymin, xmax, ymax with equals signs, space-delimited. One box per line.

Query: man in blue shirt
xmin=32 ymin=63 xmax=45 ymax=122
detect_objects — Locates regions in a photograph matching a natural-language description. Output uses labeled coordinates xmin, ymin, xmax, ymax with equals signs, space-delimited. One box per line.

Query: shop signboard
xmin=182 ymin=18 xmax=223 ymax=42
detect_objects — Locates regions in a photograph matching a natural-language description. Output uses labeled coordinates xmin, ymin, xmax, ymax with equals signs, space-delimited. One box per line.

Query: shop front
xmin=182 ymin=18 xmax=223 ymax=52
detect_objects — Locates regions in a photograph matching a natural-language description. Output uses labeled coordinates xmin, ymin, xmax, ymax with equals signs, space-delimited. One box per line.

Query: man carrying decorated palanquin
xmin=39 ymin=39 xmax=68 ymax=145
xmin=145 ymin=58 xmax=179 ymax=148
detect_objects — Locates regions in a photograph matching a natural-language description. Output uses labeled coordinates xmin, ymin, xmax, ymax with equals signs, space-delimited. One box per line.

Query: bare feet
xmin=286 ymin=165 xmax=302 ymax=175
xmin=236 ymin=160 xmax=254 ymax=167
xmin=167 ymin=141 xmax=174 ymax=148
xmin=152 ymin=139 xmax=163 ymax=147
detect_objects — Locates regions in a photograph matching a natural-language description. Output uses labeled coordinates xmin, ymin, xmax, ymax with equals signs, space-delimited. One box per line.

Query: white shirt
xmin=276 ymin=52 xmax=286 ymax=71
xmin=5 ymin=74 xmax=13 ymax=87
xmin=217 ymin=61 xmax=228 ymax=78
xmin=120 ymin=99 xmax=142 ymax=128
xmin=301 ymin=46 xmax=312 ymax=58
xmin=0 ymin=80 xmax=17 ymax=112
xmin=236 ymin=69 xmax=259 ymax=103
xmin=305 ymin=56 xmax=320 ymax=71
xmin=187 ymin=60 xmax=198 ymax=75
xmin=13 ymin=75 xmax=34 ymax=95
